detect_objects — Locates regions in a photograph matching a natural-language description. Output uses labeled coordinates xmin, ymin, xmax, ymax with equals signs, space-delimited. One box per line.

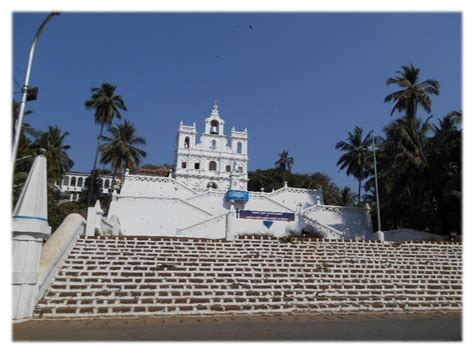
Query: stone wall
xmin=35 ymin=235 xmax=462 ymax=318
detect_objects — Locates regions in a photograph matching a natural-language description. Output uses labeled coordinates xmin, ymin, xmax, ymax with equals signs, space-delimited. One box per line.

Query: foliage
xmin=333 ymin=64 xmax=460 ymax=236
xmin=78 ymin=173 xmax=110 ymax=210
xmin=99 ymin=119 xmax=147 ymax=183
xmin=84 ymin=82 xmax=127 ymax=206
xmin=335 ymin=126 xmax=373 ymax=205
xmin=248 ymin=168 xmax=343 ymax=205
xmin=338 ymin=187 xmax=357 ymax=206
xmin=274 ymin=150 xmax=294 ymax=182
xmin=31 ymin=125 xmax=74 ymax=181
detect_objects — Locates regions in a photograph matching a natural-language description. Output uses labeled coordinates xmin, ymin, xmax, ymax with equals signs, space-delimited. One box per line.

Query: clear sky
xmin=12 ymin=12 xmax=461 ymax=190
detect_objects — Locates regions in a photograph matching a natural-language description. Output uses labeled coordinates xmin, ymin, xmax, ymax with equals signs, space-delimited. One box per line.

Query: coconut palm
xmin=384 ymin=64 xmax=440 ymax=166
xmin=335 ymin=126 xmax=372 ymax=205
xmin=274 ymin=150 xmax=294 ymax=183
xmin=85 ymin=82 xmax=127 ymax=205
xmin=99 ymin=119 xmax=147 ymax=189
xmin=339 ymin=187 xmax=357 ymax=206
xmin=31 ymin=125 xmax=74 ymax=181
xmin=12 ymin=99 xmax=37 ymax=142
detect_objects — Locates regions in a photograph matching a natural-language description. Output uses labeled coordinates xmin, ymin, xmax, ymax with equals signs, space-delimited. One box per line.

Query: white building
xmin=174 ymin=102 xmax=248 ymax=191
xmin=56 ymin=171 xmax=114 ymax=201
xmin=103 ymin=101 xmax=373 ymax=240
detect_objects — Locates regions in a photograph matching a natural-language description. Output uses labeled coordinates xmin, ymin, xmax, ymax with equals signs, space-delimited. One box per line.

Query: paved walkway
xmin=13 ymin=312 xmax=462 ymax=341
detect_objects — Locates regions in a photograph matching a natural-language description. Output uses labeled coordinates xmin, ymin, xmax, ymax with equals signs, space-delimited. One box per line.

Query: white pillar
xmin=225 ymin=201 xmax=235 ymax=241
xmin=12 ymin=154 xmax=51 ymax=320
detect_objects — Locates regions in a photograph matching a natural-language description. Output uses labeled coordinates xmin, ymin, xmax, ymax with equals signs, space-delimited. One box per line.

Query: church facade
xmin=174 ymin=102 xmax=249 ymax=191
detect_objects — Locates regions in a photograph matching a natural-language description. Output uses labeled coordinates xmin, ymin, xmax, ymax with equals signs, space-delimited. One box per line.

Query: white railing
xmin=269 ymin=186 xmax=321 ymax=197
xmin=301 ymin=215 xmax=343 ymax=239
xmin=36 ymin=214 xmax=86 ymax=304
xmin=176 ymin=212 xmax=228 ymax=235
xmin=124 ymin=174 xmax=198 ymax=195
xmin=115 ymin=195 xmax=214 ymax=217
xmin=303 ymin=204 xmax=367 ymax=215
xmin=186 ymin=189 xmax=226 ymax=201
xmin=261 ymin=195 xmax=295 ymax=212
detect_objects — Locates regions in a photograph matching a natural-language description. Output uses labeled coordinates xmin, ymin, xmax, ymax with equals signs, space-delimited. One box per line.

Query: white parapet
xmin=12 ymin=154 xmax=51 ymax=320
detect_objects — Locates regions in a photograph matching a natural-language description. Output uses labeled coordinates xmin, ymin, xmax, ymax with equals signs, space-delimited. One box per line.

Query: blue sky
xmin=12 ymin=12 xmax=461 ymax=190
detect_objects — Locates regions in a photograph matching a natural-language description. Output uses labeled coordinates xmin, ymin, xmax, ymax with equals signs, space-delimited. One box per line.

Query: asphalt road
xmin=13 ymin=312 xmax=462 ymax=341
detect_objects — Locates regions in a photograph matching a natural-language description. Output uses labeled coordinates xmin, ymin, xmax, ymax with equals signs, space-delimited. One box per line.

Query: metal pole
xmin=12 ymin=12 xmax=61 ymax=173
xmin=372 ymin=132 xmax=382 ymax=233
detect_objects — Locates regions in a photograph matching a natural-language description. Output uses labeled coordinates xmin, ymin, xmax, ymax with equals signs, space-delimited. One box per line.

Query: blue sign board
xmin=239 ymin=210 xmax=295 ymax=222
xmin=226 ymin=190 xmax=249 ymax=202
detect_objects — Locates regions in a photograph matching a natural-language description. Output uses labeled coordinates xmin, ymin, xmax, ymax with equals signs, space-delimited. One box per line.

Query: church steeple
xmin=211 ymin=99 xmax=220 ymax=117
xmin=205 ymin=100 xmax=224 ymax=135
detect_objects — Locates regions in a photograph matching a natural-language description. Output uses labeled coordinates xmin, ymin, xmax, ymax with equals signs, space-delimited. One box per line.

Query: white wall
xmin=232 ymin=218 xmax=302 ymax=237
xmin=107 ymin=174 xmax=372 ymax=240
xmin=378 ymin=229 xmax=445 ymax=241
xmin=270 ymin=188 xmax=324 ymax=210
xmin=303 ymin=205 xmax=373 ymax=239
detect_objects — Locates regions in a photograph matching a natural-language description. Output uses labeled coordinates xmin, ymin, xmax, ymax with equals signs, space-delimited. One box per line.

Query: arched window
xmin=210 ymin=120 xmax=219 ymax=135
xmin=207 ymin=182 xmax=218 ymax=189
xmin=77 ymin=177 xmax=83 ymax=187
xmin=63 ymin=176 xmax=69 ymax=186
xmin=237 ymin=142 xmax=243 ymax=154
xmin=70 ymin=177 xmax=76 ymax=187
xmin=104 ymin=179 xmax=110 ymax=188
xmin=184 ymin=136 xmax=190 ymax=149
xmin=211 ymin=139 xmax=217 ymax=149
xmin=226 ymin=165 xmax=231 ymax=172
xmin=209 ymin=161 xmax=217 ymax=171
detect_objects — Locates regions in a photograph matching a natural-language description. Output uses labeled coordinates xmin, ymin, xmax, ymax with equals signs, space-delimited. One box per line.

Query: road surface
xmin=13 ymin=312 xmax=462 ymax=341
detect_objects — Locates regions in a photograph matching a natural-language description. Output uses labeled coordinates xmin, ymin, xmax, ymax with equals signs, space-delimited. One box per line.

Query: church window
xmin=211 ymin=139 xmax=217 ymax=148
xmin=63 ymin=176 xmax=69 ymax=186
xmin=238 ymin=166 xmax=243 ymax=173
xmin=209 ymin=161 xmax=217 ymax=171
xmin=226 ymin=165 xmax=231 ymax=172
xmin=207 ymin=182 xmax=218 ymax=189
xmin=104 ymin=179 xmax=110 ymax=189
xmin=181 ymin=161 xmax=187 ymax=169
xmin=77 ymin=177 xmax=83 ymax=187
xmin=184 ymin=137 xmax=190 ymax=149
xmin=71 ymin=177 xmax=76 ymax=187
xmin=237 ymin=142 xmax=242 ymax=154
xmin=210 ymin=120 xmax=219 ymax=135
xmin=194 ymin=162 xmax=200 ymax=170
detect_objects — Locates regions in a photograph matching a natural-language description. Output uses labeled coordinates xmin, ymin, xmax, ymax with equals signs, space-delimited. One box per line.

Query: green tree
xmin=31 ymin=125 xmax=74 ymax=182
xmin=338 ymin=187 xmax=357 ymax=206
xmin=427 ymin=111 xmax=462 ymax=234
xmin=12 ymin=99 xmax=37 ymax=142
xmin=99 ymin=119 xmax=147 ymax=188
xmin=85 ymin=82 xmax=127 ymax=205
xmin=384 ymin=64 xmax=440 ymax=166
xmin=335 ymin=126 xmax=372 ymax=205
xmin=274 ymin=150 xmax=294 ymax=184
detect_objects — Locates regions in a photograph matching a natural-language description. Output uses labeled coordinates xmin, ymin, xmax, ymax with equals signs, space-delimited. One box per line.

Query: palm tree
xmin=384 ymin=64 xmax=440 ymax=166
xmin=12 ymin=99 xmax=37 ymax=142
xmin=339 ymin=186 xmax=357 ymax=207
xmin=31 ymin=125 xmax=74 ymax=181
xmin=274 ymin=150 xmax=294 ymax=183
xmin=335 ymin=126 xmax=372 ymax=205
xmin=85 ymin=82 xmax=127 ymax=205
xmin=99 ymin=120 xmax=147 ymax=189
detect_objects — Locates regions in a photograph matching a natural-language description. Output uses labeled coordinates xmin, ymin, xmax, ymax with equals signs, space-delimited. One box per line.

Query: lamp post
xmin=370 ymin=131 xmax=384 ymax=241
xmin=12 ymin=12 xmax=61 ymax=172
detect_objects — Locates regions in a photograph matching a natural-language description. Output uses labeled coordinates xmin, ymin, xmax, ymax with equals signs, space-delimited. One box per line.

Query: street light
xmin=12 ymin=12 xmax=61 ymax=173
xmin=370 ymin=130 xmax=384 ymax=241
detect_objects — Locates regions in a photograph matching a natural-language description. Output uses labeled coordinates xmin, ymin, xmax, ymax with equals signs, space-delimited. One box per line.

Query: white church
xmin=174 ymin=102 xmax=248 ymax=191
xmin=100 ymin=102 xmax=373 ymax=240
